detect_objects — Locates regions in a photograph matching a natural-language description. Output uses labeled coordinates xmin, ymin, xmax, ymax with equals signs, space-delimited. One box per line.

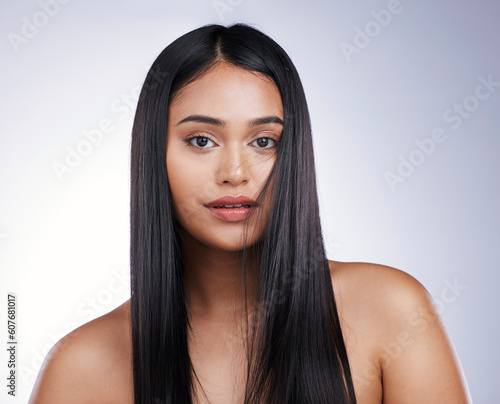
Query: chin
xmin=207 ymin=237 xmax=259 ymax=253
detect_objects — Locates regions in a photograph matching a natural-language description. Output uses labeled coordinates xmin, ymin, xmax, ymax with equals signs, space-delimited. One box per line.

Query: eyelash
xmin=183 ymin=135 xmax=281 ymax=151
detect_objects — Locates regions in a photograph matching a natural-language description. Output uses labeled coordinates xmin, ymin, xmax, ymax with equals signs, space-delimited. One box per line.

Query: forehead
xmin=168 ymin=63 xmax=283 ymax=121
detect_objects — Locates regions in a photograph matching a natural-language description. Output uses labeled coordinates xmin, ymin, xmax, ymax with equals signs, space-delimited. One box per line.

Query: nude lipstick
xmin=205 ymin=195 xmax=257 ymax=222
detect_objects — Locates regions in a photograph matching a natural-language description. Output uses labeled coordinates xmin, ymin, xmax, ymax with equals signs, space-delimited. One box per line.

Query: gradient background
xmin=1 ymin=0 xmax=499 ymax=402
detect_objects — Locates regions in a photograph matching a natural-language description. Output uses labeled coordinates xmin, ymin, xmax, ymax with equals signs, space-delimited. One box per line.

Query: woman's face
xmin=166 ymin=62 xmax=284 ymax=252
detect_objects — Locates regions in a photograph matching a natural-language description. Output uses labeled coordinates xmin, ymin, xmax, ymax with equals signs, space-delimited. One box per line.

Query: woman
xmin=29 ymin=23 xmax=471 ymax=403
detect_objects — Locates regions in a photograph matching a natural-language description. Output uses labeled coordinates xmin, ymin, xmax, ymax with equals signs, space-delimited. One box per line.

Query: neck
xmin=179 ymin=227 xmax=259 ymax=321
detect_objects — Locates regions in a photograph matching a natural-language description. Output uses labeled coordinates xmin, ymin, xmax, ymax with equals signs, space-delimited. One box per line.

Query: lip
xmin=205 ymin=194 xmax=257 ymax=222
xmin=206 ymin=195 xmax=257 ymax=207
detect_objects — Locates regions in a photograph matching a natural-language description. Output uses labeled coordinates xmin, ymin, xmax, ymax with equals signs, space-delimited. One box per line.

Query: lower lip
xmin=205 ymin=206 xmax=256 ymax=222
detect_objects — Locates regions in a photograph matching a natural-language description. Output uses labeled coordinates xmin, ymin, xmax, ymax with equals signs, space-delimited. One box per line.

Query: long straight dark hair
xmin=130 ymin=23 xmax=357 ymax=403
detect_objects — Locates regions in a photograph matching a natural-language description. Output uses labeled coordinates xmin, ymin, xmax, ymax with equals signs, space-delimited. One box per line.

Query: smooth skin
xmin=29 ymin=63 xmax=472 ymax=404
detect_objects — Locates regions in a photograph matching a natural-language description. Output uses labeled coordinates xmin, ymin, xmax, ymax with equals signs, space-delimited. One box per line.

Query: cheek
xmin=254 ymin=156 xmax=276 ymax=193
xmin=166 ymin=154 xmax=205 ymax=223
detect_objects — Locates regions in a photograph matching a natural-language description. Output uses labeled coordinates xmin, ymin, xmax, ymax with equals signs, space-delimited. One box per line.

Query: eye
xmin=184 ymin=136 xmax=216 ymax=149
xmin=251 ymin=137 xmax=279 ymax=149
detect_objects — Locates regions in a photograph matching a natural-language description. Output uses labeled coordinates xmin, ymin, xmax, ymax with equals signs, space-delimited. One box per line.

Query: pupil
xmin=197 ymin=137 xmax=208 ymax=147
xmin=258 ymin=138 xmax=268 ymax=147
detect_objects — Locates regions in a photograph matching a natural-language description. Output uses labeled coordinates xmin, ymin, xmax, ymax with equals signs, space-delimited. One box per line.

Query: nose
xmin=216 ymin=145 xmax=250 ymax=186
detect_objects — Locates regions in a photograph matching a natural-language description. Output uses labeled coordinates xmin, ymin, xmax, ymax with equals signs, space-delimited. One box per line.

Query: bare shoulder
xmin=328 ymin=260 xmax=431 ymax=320
xmin=328 ymin=260 xmax=425 ymax=295
xmin=328 ymin=259 xmax=447 ymax=354
xmin=328 ymin=260 xmax=472 ymax=403
xmin=29 ymin=300 xmax=133 ymax=404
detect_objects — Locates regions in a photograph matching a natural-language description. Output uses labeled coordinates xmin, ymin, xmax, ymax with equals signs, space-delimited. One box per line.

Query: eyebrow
xmin=176 ymin=114 xmax=284 ymax=128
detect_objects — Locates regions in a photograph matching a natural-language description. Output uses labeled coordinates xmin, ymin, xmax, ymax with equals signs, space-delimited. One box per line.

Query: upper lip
xmin=205 ymin=195 xmax=257 ymax=207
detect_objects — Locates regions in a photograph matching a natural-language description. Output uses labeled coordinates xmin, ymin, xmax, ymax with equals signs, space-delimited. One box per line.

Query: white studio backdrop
xmin=1 ymin=0 xmax=498 ymax=402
